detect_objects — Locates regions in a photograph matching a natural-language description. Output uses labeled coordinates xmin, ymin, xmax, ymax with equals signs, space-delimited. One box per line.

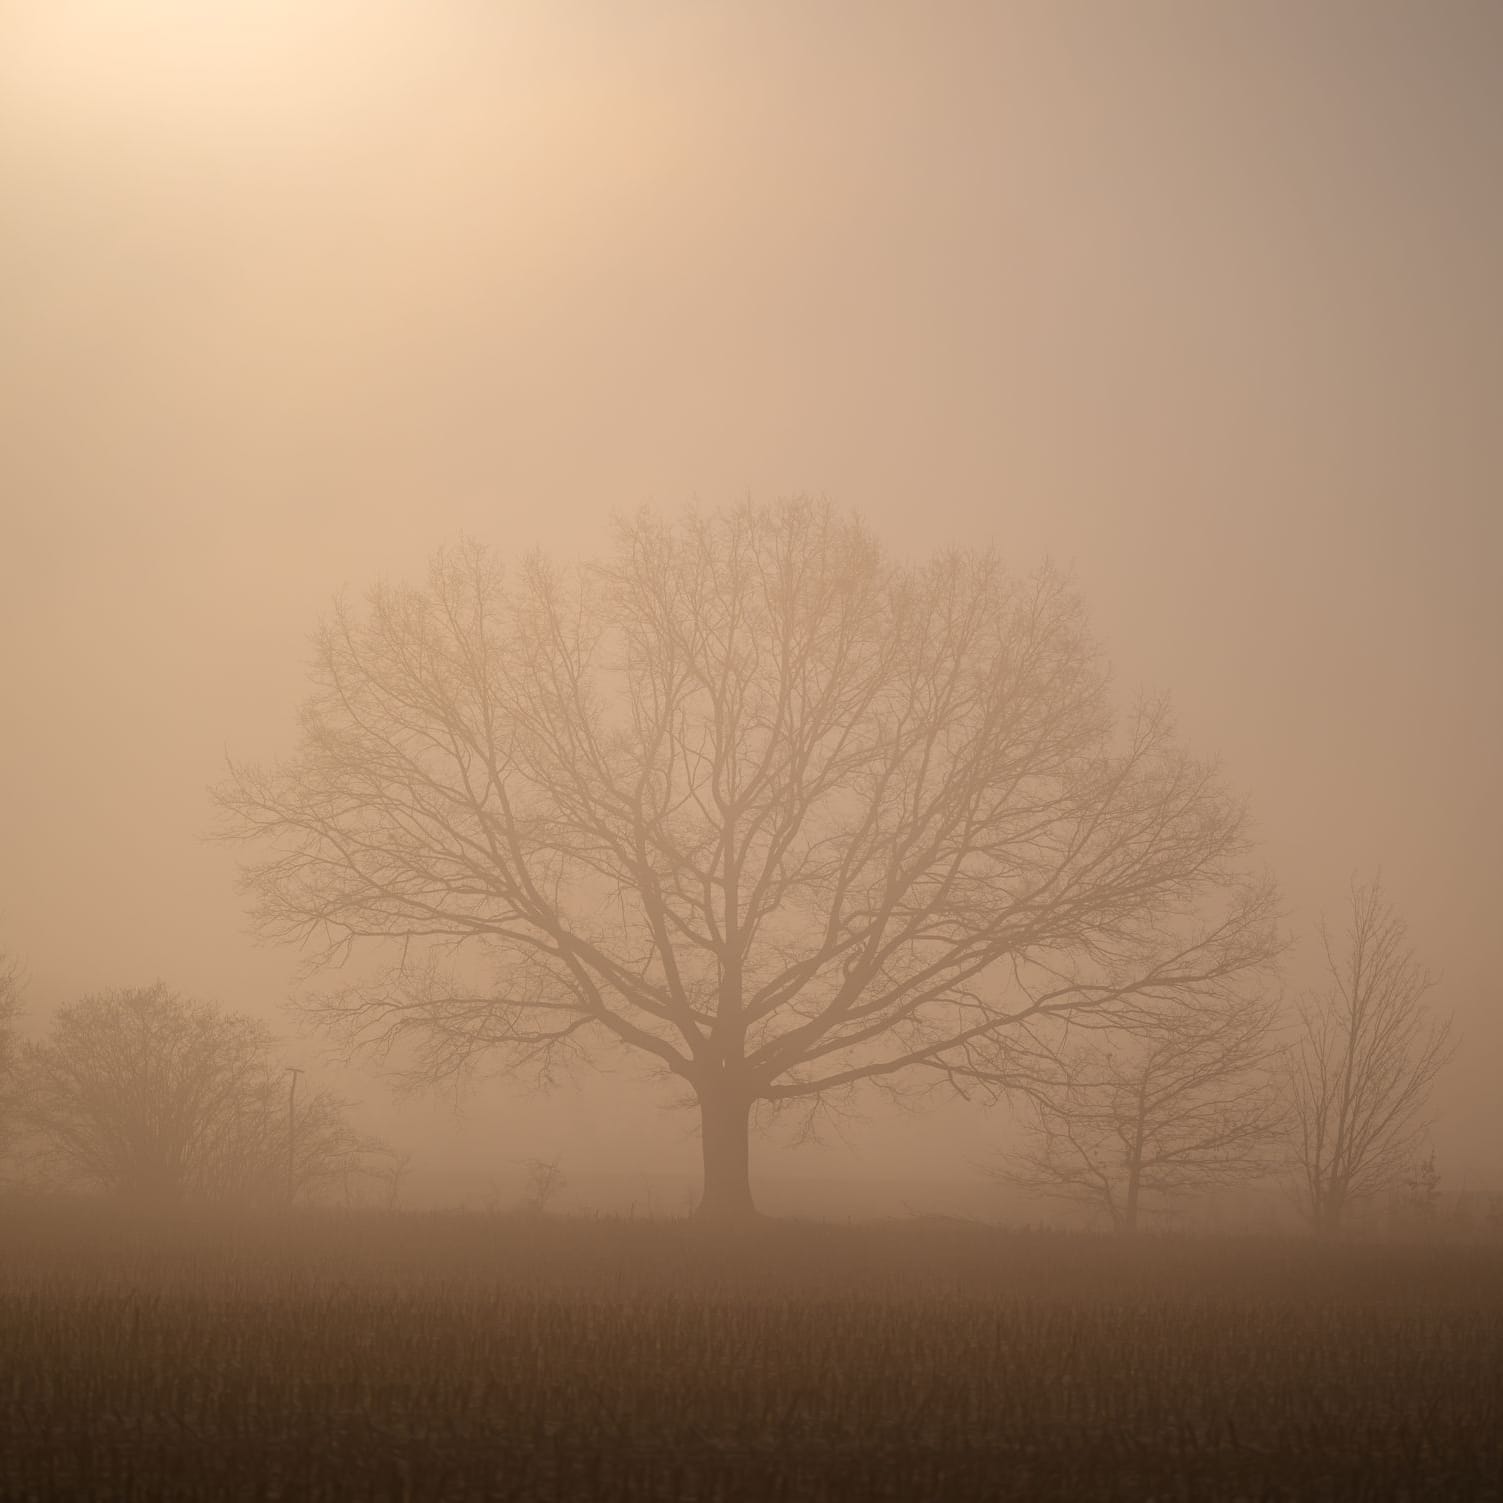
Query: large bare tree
xmin=992 ymin=994 xmax=1283 ymax=1232
xmin=18 ymin=984 xmax=384 ymax=1205
xmin=1285 ymin=877 xmax=1454 ymax=1235
xmin=215 ymin=500 xmax=1275 ymax=1218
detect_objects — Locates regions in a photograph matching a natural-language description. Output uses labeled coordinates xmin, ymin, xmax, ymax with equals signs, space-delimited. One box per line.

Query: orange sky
xmin=2 ymin=2 xmax=1499 ymax=1196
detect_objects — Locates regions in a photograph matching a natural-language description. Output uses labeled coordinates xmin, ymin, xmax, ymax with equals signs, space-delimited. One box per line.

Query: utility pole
xmin=286 ymin=1066 xmax=304 ymax=1206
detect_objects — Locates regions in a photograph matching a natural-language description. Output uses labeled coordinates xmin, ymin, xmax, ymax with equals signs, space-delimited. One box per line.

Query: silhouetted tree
xmin=519 ymin=1155 xmax=567 ymax=1216
xmin=215 ymin=500 xmax=1276 ymax=1219
xmin=1395 ymin=1147 xmax=1443 ymax=1233
xmin=17 ymin=984 xmax=383 ymax=1204
xmin=992 ymin=994 xmax=1283 ymax=1231
xmin=1285 ymin=878 xmax=1453 ymax=1236
xmin=0 ymin=952 xmax=22 ymax=1163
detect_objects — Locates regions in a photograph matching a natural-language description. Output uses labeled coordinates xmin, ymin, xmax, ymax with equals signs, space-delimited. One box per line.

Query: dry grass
xmin=1 ymin=1199 xmax=1499 ymax=1500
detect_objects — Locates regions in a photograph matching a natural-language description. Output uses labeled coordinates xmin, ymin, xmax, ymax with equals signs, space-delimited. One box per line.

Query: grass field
xmin=1 ymin=1200 xmax=1499 ymax=1501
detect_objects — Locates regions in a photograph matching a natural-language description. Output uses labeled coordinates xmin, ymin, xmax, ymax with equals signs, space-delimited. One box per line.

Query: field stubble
xmin=0 ymin=1201 xmax=1499 ymax=1501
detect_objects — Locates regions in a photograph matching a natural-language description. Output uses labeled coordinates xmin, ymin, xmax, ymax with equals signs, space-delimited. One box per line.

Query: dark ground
xmin=0 ymin=1200 xmax=1499 ymax=1501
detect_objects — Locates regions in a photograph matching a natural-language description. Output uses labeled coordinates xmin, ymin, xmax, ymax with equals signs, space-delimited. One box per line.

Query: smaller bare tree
xmin=1393 ymin=1148 xmax=1443 ymax=1235
xmin=518 ymin=1155 xmax=567 ymax=1216
xmin=370 ymin=1148 xmax=414 ymax=1211
xmin=994 ymin=995 xmax=1283 ymax=1232
xmin=205 ymin=1067 xmax=390 ymax=1206
xmin=1285 ymin=877 xmax=1454 ymax=1236
xmin=17 ymin=984 xmax=387 ymax=1205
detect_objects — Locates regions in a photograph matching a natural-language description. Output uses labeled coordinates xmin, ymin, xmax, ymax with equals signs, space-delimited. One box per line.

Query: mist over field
xmin=1 ymin=4 xmax=1500 ymax=1498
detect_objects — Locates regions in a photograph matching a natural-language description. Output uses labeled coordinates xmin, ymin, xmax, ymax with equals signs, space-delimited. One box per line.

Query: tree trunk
xmin=1316 ymin=1182 xmax=1345 ymax=1238
xmin=1123 ymin=1160 xmax=1141 ymax=1234
xmin=696 ymin=1084 xmax=757 ymax=1221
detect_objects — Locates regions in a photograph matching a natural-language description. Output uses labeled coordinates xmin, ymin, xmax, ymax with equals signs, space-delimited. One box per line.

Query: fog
xmin=2 ymin=1 xmax=1500 ymax=1214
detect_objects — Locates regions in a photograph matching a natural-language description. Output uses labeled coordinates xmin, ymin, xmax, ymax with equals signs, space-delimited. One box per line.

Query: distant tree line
xmin=0 ymin=878 xmax=1454 ymax=1232
xmin=1 ymin=501 xmax=1459 ymax=1234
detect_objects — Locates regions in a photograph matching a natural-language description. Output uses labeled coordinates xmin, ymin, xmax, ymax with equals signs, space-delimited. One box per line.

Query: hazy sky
xmin=2 ymin=2 xmax=1499 ymax=1195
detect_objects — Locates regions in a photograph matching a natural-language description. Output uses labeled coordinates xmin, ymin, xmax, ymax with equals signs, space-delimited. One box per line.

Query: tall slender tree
xmin=1285 ymin=877 xmax=1454 ymax=1235
xmin=0 ymin=952 xmax=23 ymax=1166
xmin=215 ymin=500 xmax=1276 ymax=1218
